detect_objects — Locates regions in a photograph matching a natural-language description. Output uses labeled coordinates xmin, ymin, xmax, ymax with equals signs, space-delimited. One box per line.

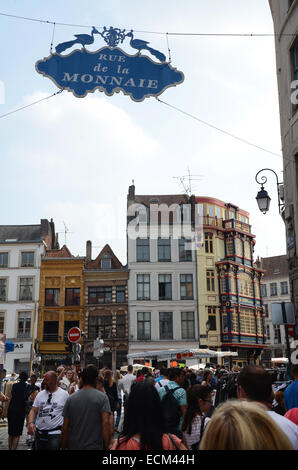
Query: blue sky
xmin=0 ymin=1 xmax=285 ymax=263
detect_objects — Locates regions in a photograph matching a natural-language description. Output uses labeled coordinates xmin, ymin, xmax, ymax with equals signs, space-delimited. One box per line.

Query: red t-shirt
xmin=111 ymin=434 xmax=181 ymax=450
xmin=134 ymin=375 xmax=144 ymax=383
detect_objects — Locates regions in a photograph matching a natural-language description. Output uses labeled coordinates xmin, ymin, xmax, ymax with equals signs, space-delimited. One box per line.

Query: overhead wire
xmin=0 ymin=11 xmax=296 ymax=36
xmin=156 ymin=97 xmax=287 ymax=161
xmin=0 ymin=90 xmax=64 ymax=120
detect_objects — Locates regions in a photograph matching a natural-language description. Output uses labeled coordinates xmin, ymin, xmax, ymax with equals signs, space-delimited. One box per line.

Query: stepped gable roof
xmin=261 ymin=255 xmax=288 ymax=278
xmin=44 ymin=245 xmax=73 ymax=258
xmin=85 ymin=244 xmax=124 ymax=270
xmin=0 ymin=224 xmax=42 ymax=243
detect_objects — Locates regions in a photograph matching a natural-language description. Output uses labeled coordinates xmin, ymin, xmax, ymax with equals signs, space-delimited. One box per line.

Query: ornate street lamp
xmin=255 ymin=168 xmax=284 ymax=215
xmin=256 ymin=186 xmax=271 ymax=214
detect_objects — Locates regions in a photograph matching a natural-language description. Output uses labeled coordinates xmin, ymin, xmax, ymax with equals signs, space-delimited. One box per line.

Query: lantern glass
xmin=256 ymin=188 xmax=271 ymax=214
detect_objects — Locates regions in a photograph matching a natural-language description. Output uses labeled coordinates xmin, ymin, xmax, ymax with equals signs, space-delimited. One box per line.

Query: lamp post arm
xmin=255 ymin=168 xmax=280 ymax=187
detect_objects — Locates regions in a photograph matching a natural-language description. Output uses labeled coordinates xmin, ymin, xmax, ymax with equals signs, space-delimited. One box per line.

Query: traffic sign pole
xmin=67 ymin=328 xmax=81 ymax=365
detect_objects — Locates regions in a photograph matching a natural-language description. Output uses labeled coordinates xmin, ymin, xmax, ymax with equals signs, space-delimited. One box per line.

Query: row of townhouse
xmin=0 ymin=224 xmax=129 ymax=373
xmin=3 ymin=184 xmax=285 ymax=373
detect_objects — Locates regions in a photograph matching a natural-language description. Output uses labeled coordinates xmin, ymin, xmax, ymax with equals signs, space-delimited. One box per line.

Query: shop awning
xmin=127 ymin=348 xmax=238 ymax=361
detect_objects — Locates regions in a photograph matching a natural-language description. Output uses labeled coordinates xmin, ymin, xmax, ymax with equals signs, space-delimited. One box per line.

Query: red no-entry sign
xmin=287 ymin=325 xmax=295 ymax=338
xmin=68 ymin=327 xmax=81 ymax=343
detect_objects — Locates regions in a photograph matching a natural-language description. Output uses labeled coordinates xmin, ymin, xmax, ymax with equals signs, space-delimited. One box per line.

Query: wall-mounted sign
xmin=36 ymin=27 xmax=184 ymax=102
xmin=176 ymin=352 xmax=194 ymax=360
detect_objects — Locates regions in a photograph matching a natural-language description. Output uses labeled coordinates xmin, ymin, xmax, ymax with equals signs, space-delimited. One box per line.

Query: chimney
xmin=128 ymin=182 xmax=135 ymax=201
xmin=86 ymin=240 xmax=92 ymax=261
xmin=55 ymin=233 xmax=59 ymax=249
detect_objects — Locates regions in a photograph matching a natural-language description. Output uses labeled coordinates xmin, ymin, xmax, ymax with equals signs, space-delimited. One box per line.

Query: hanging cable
xmin=166 ymin=33 xmax=172 ymax=63
xmin=155 ymin=97 xmax=287 ymax=161
xmin=0 ymin=11 xmax=297 ymax=37
xmin=0 ymin=90 xmax=64 ymax=120
xmin=50 ymin=22 xmax=56 ymax=54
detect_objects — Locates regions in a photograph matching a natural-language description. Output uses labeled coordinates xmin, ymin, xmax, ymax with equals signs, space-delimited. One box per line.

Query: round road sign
xmin=68 ymin=327 xmax=81 ymax=343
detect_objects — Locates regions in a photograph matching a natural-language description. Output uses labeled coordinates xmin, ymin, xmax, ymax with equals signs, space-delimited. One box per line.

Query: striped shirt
xmin=183 ymin=415 xmax=210 ymax=449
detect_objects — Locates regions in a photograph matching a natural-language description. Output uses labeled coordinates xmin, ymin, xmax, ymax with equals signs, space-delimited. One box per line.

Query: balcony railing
xmin=197 ymin=216 xmax=251 ymax=234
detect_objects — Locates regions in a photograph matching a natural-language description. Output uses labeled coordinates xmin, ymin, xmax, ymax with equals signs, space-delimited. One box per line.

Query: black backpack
xmin=161 ymin=386 xmax=183 ymax=431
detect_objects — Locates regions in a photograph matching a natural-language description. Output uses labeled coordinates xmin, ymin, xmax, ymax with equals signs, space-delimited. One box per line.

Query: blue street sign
xmin=5 ymin=341 xmax=14 ymax=352
xmin=36 ymin=27 xmax=184 ymax=102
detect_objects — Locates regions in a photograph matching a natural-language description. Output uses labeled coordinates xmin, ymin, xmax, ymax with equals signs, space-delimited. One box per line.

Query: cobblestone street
xmin=0 ymin=421 xmax=30 ymax=451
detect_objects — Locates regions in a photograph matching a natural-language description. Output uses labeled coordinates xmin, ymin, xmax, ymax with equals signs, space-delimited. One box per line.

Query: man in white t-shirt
xmin=28 ymin=370 xmax=68 ymax=450
xmin=237 ymin=365 xmax=298 ymax=450
xmin=155 ymin=368 xmax=170 ymax=391
xmin=119 ymin=365 xmax=135 ymax=399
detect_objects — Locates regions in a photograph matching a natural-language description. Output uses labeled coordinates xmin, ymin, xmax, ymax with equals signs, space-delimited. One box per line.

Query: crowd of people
xmin=0 ymin=362 xmax=298 ymax=451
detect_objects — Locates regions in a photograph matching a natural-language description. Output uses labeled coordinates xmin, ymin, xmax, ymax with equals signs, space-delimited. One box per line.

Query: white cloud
xmin=45 ymin=199 xmax=127 ymax=263
xmin=10 ymin=91 xmax=160 ymax=193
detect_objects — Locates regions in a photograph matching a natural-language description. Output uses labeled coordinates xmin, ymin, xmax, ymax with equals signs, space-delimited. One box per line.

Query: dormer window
xmin=101 ymin=253 xmax=111 ymax=270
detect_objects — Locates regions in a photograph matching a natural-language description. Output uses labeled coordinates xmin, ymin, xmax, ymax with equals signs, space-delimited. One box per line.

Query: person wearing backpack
xmin=182 ymin=385 xmax=213 ymax=450
xmin=155 ymin=368 xmax=169 ymax=391
xmin=158 ymin=368 xmax=187 ymax=439
xmin=111 ymin=382 xmax=187 ymax=450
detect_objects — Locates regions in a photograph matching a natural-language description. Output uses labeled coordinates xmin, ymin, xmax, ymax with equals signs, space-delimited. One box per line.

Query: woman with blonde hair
xmin=59 ymin=368 xmax=76 ymax=393
xmin=200 ymin=400 xmax=293 ymax=450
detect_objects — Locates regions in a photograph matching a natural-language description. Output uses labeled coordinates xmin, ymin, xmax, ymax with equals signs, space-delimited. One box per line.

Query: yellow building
xmin=36 ymin=245 xmax=85 ymax=372
xmin=196 ymin=197 xmax=266 ymax=367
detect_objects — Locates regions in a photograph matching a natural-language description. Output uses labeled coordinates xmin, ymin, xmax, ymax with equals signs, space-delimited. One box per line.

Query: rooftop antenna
xmin=57 ymin=221 xmax=74 ymax=246
xmin=173 ymin=167 xmax=203 ymax=196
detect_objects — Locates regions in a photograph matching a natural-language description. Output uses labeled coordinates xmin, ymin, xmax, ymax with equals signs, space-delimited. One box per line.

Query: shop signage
xmin=176 ymin=352 xmax=194 ymax=360
xmin=36 ymin=26 xmax=184 ymax=102
xmin=42 ymin=354 xmax=68 ymax=360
